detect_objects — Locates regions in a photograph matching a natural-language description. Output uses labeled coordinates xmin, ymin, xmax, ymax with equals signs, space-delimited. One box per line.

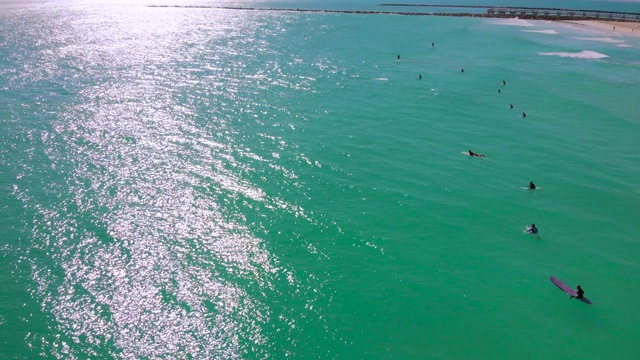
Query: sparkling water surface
xmin=1 ymin=0 xmax=640 ymax=358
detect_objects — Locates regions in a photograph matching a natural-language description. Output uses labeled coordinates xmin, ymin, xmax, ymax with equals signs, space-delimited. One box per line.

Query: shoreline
xmin=559 ymin=20 xmax=640 ymax=38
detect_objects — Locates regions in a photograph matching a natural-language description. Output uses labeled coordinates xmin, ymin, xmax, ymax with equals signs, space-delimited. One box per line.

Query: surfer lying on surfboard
xmin=467 ymin=150 xmax=485 ymax=158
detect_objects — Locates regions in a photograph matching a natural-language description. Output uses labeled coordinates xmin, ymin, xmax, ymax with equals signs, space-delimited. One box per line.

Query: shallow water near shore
xmin=1 ymin=1 xmax=640 ymax=358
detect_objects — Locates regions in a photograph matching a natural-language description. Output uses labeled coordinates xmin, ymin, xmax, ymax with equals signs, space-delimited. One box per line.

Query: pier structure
xmin=380 ymin=4 xmax=640 ymax=21
xmin=485 ymin=7 xmax=640 ymax=21
xmin=149 ymin=5 xmax=640 ymax=22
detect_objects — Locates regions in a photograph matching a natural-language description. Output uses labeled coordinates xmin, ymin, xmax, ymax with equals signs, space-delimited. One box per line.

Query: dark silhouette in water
xmin=510 ymin=104 xmax=514 ymax=109
xmin=432 ymin=42 xmax=435 ymax=47
xmin=467 ymin=150 xmax=485 ymax=158
xmin=502 ymin=80 xmax=507 ymax=85
xmin=397 ymin=54 xmax=400 ymax=60
xmin=529 ymin=181 xmax=536 ymax=189
xmin=419 ymin=74 xmax=422 ymax=80
xmin=527 ymin=224 xmax=539 ymax=234
xmin=522 ymin=112 xmax=527 ymax=118
xmin=498 ymin=89 xmax=501 ymax=93
xmin=461 ymin=68 xmax=464 ymax=73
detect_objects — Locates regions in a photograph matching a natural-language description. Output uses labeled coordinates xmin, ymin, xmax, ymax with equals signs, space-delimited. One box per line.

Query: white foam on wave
xmin=617 ymin=44 xmax=632 ymax=48
xmin=539 ymin=50 xmax=609 ymax=59
xmin=524 ymin=29 xmax=559 ymax=35
xmin=574 ymin=37 xmax=625 ymax=44
xmin=374 ymin=78 xmax=388 ymax=81
xmin=489 ymin=18 xmax=534 ymax=27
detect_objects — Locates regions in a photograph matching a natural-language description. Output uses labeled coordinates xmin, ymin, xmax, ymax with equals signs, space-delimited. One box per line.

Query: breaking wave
xmin=539 ymin=50 xmax=609 ymax=59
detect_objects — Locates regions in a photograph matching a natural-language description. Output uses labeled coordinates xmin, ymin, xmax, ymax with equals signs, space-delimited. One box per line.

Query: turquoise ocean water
xmin=1 ymin=0 xmax=640 ymax=358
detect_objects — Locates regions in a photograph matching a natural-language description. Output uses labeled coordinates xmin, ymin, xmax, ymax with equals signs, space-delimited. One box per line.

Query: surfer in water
xmin=397 ymin=54 xmax=400 ymax=60
xmin=510 ymin=104 xmax=513 ymax=109
xmin=502 ymin=80 xmax=506 ymax=86
xmin=467 ymin=150 xmax=485 ymax=158
xmin=527 ymin=224 xmax=539 ymax=234
xmin=522 ymin=112 xmax=527 ymax=118
xmin=419 ymin=74 xmax=422 ymax=80
xmin=529 ymin=181 xmax=536 ymax=190
xmin=575 ymin=285 xmax=585 ymax=299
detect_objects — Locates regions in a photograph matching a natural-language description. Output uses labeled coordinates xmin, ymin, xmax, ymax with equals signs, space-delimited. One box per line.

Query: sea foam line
xmin=524 ymin=29 xmax=559 ymax=34
xmin=488 ymin=18 xmax=534 ymax=27
xmin=574 ymin=36 xmax=625 ymax=44
xmin=539 ymin=50 xmax=608 ymax=59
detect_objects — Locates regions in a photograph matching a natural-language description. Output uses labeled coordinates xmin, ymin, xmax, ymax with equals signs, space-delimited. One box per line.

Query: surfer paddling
xmin=467 ymin=150 xmax=485 ymax=158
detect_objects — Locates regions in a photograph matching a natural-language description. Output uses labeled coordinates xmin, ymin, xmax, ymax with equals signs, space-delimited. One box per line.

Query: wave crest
xmin=539 ymin=50 xmax=609 ymax=59
xmin=489 ymin=18 xmax=534 ymax=27
xmin=525 ymin=29 xmax=559 ymax=35
xmin=574 ymin=37 xmax=625 ymax=44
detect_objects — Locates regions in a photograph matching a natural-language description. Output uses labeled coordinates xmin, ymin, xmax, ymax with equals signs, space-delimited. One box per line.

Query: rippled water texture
xmin=2 ymin=3 xmax=343 ymax=358
xmin=2 ymin=1 xmax=640 ymax=359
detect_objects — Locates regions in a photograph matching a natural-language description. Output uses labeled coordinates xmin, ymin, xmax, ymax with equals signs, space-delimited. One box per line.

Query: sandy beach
xmin=561 ymin=20 xmax=640 ymax=38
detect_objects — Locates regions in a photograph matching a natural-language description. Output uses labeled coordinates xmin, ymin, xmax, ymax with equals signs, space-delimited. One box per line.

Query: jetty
xmin=380 ymin=4 xmax=640 ymax=21
xmin=149 ymin=5 xmax=640 ymax=22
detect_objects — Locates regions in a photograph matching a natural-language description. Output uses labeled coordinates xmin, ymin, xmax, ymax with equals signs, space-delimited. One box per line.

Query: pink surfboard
xmin=550 ymin=276 xmax=592 ymax=304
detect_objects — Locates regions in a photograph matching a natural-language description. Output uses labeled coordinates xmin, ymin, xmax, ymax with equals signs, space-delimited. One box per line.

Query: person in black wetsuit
xmin=468 ymin=150 xmax=485 ymax=158
xmin=527 ymin=224 xmax=538 ymax=234
xmin=529 ymin=181 xmax=536 ymax=190
xmin=575 ymin=285 xmax=585 ymax=299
